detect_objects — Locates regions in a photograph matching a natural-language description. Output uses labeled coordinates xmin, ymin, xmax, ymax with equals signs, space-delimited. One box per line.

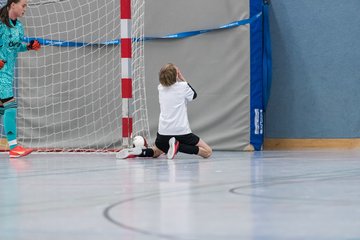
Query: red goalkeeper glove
xmin=27 ymin=40 xmax=41 ymax=51
xmin=0 ymin=60 xmax=6 ymax=69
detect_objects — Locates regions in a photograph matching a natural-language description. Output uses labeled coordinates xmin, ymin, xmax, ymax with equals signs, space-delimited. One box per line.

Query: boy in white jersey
xmin=117 ymin=63 xmax=212 ymax=159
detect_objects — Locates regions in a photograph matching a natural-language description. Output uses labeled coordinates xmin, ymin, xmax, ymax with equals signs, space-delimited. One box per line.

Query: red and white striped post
xmin=120 ymin=0 xmax=132 ymax=147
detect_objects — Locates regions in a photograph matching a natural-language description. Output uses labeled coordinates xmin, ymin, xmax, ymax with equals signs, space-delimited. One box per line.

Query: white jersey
xmin=158 ymin=81 xmax=196 ymax=135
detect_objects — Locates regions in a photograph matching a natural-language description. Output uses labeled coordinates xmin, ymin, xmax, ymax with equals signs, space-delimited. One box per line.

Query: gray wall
xmin=144 ymin=0 xmax=253 ymax=150
xmin=265 ymin=0 xmax=360 ymax=138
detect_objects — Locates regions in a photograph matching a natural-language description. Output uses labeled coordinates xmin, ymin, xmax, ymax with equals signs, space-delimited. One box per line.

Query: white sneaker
xmin=116 ymin=147 xmax=142 ymax=159
xmin=167 ymin=137 xmax=179 ymax=159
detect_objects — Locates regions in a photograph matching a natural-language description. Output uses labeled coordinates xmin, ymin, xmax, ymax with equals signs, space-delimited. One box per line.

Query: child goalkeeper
xmin=0 ymin=0 xmax=41 ymax=158
xmin=117 ymin=63 xmax=212 ymax=159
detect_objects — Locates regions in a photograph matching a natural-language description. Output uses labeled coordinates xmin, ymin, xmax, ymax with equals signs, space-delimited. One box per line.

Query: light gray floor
xmin=0 ymin=150 xmax=360 ymax=240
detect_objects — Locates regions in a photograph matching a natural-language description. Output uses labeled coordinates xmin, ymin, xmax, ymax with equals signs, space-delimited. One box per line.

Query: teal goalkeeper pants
xmin=0 ymin=101 xmax=17 ymax=149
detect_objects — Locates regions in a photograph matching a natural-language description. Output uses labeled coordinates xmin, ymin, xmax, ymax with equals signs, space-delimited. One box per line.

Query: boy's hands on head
xmin=176 ymin=67 xmax=186 ymax=82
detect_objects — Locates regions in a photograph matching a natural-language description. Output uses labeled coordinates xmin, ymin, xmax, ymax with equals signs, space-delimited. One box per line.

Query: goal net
xmin=0 ymin=0 xmax=150 ymax=151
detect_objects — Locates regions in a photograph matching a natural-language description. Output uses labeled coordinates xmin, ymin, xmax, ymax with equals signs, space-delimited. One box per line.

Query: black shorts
xmin=155 ymin=132 xmax=200 ymax=153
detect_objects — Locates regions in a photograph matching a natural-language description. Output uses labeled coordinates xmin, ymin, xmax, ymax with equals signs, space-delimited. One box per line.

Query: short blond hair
xmin=159 ymin=63 xmax=177 ymax=87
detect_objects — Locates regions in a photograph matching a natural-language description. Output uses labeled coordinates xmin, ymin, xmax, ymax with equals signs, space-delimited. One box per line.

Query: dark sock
xmin=138 ymin=148 xmax=154 ymax=157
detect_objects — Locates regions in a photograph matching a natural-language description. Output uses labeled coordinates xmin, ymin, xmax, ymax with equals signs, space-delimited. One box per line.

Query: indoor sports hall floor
xmin=1 ymin=150 xmax=360 ymax=240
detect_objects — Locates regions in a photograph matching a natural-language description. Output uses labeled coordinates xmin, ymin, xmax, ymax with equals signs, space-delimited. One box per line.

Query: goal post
xmin=121 ymin=0 xmax=151 ymax=148
xmin=0 ymin=0 xmax=150 ymax=151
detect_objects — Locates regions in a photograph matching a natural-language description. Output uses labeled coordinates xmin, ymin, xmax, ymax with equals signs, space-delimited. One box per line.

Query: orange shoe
xmin=9 ymin=145 xmax=33 ymax=158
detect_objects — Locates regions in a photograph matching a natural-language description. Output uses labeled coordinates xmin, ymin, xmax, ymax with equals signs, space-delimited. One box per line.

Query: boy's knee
xmin=204 ymin=147 xmax=212 ymax=158
xmin=199 ymin=146 xmax=212 ymax=158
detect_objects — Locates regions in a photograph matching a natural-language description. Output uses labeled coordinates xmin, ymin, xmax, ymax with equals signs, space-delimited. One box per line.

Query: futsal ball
xmin=133 ymin=136 xmax=147 ymax=148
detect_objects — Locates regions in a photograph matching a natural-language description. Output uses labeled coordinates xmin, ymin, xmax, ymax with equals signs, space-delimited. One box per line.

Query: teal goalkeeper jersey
xmin=0 ymin=19 xmax=28 ymax=99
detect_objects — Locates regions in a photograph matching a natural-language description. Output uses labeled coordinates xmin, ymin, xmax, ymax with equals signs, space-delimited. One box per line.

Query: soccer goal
xmin=0 ymin=0 xmax=150 ymax=152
